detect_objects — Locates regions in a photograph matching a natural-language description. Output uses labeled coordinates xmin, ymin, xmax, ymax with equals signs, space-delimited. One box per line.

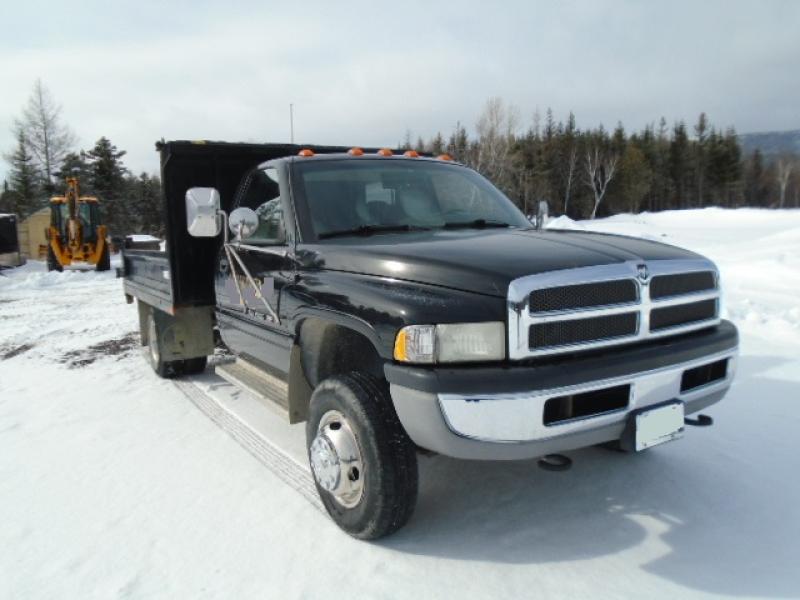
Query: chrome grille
xmin=650 ymin=271 xmax=716 ymax=299
xmin=507 ymin=259 xmax=721 ymax=359
xmin=529 ymin=279 xmax=638 ymax=313
xmin=529 ymin=313 xmax=639 ymax=349
xmin=650 ymin=299 xmax=718 ymax=331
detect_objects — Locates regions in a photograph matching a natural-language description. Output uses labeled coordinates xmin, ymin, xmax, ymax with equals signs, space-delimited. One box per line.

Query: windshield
xmin=57 ymin=203 xmax=98 ymax=242
xmin=293 ymin=160 xmax=530 ymax=240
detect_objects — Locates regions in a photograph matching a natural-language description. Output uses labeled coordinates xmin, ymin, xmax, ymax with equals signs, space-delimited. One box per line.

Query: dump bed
xmin=121 ymin=140 xmax=359 ymax=313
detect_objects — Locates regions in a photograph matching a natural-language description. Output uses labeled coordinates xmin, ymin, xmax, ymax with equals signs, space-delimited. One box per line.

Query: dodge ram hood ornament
xmin=637 ymin=263 xmax=650 ymax=283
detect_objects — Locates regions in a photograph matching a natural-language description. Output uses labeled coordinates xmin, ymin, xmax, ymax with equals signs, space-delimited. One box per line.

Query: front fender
xmin=286 ymin=271 xmax=507 ymax=359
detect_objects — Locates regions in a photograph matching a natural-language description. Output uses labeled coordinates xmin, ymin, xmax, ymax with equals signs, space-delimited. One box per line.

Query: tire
xmin=146 ymin=311 xmax=182 ymax=378
xmin=47 ymin=246 xmax=62 ymax=272
xmin=182 ymin=356 xmax=208 ymax=375
xmin=306 ymin=373 xmax=418 ymax=540
xmin=95 ymin=243 xmax=110 ymax=272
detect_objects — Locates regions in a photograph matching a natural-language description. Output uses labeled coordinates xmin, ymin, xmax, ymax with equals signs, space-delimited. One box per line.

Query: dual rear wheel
xmin=145 ymin=311 xmax=207 ymax=377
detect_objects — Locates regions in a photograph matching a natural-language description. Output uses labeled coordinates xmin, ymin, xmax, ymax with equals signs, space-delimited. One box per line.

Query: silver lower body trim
xmin=389 ymin=349 xmax=737 ymax=460
xmin=438 ymin=350 xmax=737 ymax=443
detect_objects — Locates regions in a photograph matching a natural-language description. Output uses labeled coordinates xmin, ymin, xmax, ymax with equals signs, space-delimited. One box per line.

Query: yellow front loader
xmin=47 ymin=176 xmax=110 ymax=271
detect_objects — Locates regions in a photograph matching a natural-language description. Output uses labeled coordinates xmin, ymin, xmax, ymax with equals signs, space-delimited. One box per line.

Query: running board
xmin=215 ymin=358 xmax=290 ymax=420
xmin=172 ymin=378 xmax=322 ymax=512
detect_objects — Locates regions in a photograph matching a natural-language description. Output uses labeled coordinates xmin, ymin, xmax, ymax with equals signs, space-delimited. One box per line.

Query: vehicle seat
xmin=396 ymin=187 xmax=442 ymax=227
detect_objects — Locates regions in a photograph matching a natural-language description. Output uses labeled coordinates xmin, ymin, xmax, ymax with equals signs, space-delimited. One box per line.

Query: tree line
xmin=408 ymin=98 xmax=799 ymax=219
xmin=3 ymin=85 xmax=798 ymax=239
xmin=0 ymin=80 xmax=163 ymax=237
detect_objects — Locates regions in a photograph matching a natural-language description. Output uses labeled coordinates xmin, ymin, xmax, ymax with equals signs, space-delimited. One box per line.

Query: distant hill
xmin=739 ymin=130 xmax=800 ymax=158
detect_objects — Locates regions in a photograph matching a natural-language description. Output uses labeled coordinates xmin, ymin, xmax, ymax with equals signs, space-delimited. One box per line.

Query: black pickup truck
xmin=121 ymin=140 xmax=739 ymax=539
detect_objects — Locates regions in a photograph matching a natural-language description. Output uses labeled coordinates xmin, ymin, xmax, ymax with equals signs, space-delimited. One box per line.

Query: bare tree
xmin=14 ymin=79 xmax=76 ymax=189
xmin=584 ymin=146 xmax=619 ymax=219
xmin=776 ymin=156 xmax=794 ymax=208
xmin=474 ymin=97 xmax=520 ymax=190
xmin=562 ymin=143 xmax=578 ymax=214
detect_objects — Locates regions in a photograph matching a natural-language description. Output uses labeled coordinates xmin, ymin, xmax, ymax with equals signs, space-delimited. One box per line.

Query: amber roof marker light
xmin=403 ymin=150 xmax=420 ymax=158
xmin=377 ymin=148 xmax=393 ymax=156
xmin=348 ymin=147 xmax=364 ymax=156
xmin=437 ymin=153 xmax=454 ymax=161
xmin=298 ymin=148 xmax=315 ymax=157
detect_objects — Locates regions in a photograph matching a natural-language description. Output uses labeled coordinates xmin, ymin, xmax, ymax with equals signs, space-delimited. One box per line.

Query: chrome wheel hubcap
xmin=310 ymin=410 xmax=364 ymax=508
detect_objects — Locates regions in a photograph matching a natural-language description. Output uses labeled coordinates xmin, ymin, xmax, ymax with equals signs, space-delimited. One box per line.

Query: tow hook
xmin=684 ymin=414 xmax=714 ymax=427
xmin=538 ymin=454 xmax=572 ymax=472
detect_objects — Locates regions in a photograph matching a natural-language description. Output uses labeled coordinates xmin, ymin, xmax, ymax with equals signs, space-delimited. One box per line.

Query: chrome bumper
xmin=390 ymin=349 xmax=737 ymax=461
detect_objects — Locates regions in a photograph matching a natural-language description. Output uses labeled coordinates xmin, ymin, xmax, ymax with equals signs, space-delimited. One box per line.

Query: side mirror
xmin=535 ymin=200 xmax=549 ymax=231
xmin=186 ymin=187 xmax=221 ymax=237
xmin=229 ymin=207 xmax=259 ymax=239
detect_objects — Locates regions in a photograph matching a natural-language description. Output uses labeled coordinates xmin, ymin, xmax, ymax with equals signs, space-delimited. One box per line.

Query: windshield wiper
xmin=441 ymin=219 xmax=512 ymax=230
xmin=318 ymin=224 xmax=430 ymax=240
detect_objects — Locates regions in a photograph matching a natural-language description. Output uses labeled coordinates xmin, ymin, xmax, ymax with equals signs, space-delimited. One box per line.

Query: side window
xmin=238 ymin=167 xmax=286 ymax=244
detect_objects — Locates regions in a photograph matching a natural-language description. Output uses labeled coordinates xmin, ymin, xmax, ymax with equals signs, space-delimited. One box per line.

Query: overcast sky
xmin=1 ymin=0 xmax=798 ymax=180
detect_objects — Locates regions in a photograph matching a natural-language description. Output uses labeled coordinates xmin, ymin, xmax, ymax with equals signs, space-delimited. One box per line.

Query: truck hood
xmin=300 ymin=228 xmax=703 ymax=298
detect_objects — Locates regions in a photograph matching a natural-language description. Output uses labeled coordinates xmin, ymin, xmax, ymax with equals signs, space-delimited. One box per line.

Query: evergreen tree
xmin=55 ymin=151 xmax=93 ymax=189
xmin=125 ymin=172 xmax=164 ymax=236
xmin=4 ymin=130 xmax=41 ymax=217
xmin=0 ymin=180 xmax=19 ymax=215
xmin=694 ymin=113 xmax=709 ymax=206
xmin=669 ymin=121 xmax=690 ymax=208
xmin=744 ymin=149 xmax=768 ymax=207
xmin=86 ymin=137 xmax=129 ymax=234
xmin=617 ymin=144 xmax=652 ymax=214
xmin=430 ymin=132 xmax=445 ymax=155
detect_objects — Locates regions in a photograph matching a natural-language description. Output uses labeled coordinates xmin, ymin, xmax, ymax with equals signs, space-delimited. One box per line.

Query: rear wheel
xmin=146 ymin=311 xmax=183 ymax=378
xmin=306 ymin=373 xmax=418 ymax=540
xmin=182 ymin=356 xmax=208 ymax=375
xmin=47 ymin=246 xmax=62 ymax=272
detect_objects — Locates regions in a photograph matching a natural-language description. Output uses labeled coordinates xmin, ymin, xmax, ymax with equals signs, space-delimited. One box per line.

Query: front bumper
xmin=385 ymin=320 xmax=739 ymax=460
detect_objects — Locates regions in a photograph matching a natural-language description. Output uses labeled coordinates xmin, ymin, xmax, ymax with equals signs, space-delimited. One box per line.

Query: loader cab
xmin=50 ymin=197 xmax=101 ymax=244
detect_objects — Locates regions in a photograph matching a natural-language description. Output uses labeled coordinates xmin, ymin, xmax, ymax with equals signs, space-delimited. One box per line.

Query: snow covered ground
xmin=1 ymin=208 xmax=799 ymax=599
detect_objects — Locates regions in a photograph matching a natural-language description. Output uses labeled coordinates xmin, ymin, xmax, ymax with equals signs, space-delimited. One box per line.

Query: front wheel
xmin=95 ymin=243 xmax=110 ymax=271
xmin=306 ymin=373 xmax=418 ymax=540
xmin=47 ymin=246 xmax=62 ymax=272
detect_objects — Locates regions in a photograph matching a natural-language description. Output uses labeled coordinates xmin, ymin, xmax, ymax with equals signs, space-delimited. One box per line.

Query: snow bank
xmin=545 ymin=215 xmax=585 ymax=230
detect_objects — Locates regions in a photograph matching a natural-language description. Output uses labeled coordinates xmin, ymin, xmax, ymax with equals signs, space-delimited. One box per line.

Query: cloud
xmin=1 ymin=0 xmax=799 ymax=180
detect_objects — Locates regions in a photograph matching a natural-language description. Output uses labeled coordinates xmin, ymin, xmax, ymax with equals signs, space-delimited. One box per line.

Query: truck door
xmin=215 ymin=166 xmax=294 ymax=374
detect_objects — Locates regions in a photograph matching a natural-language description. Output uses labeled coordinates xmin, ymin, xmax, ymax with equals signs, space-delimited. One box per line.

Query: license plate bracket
xmin=620 ymin=400 xmax=685 ymax=452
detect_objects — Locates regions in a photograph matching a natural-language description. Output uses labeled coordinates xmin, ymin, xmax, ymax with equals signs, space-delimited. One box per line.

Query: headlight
xmin=393 ymin=322 xmax=505 ymax=363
